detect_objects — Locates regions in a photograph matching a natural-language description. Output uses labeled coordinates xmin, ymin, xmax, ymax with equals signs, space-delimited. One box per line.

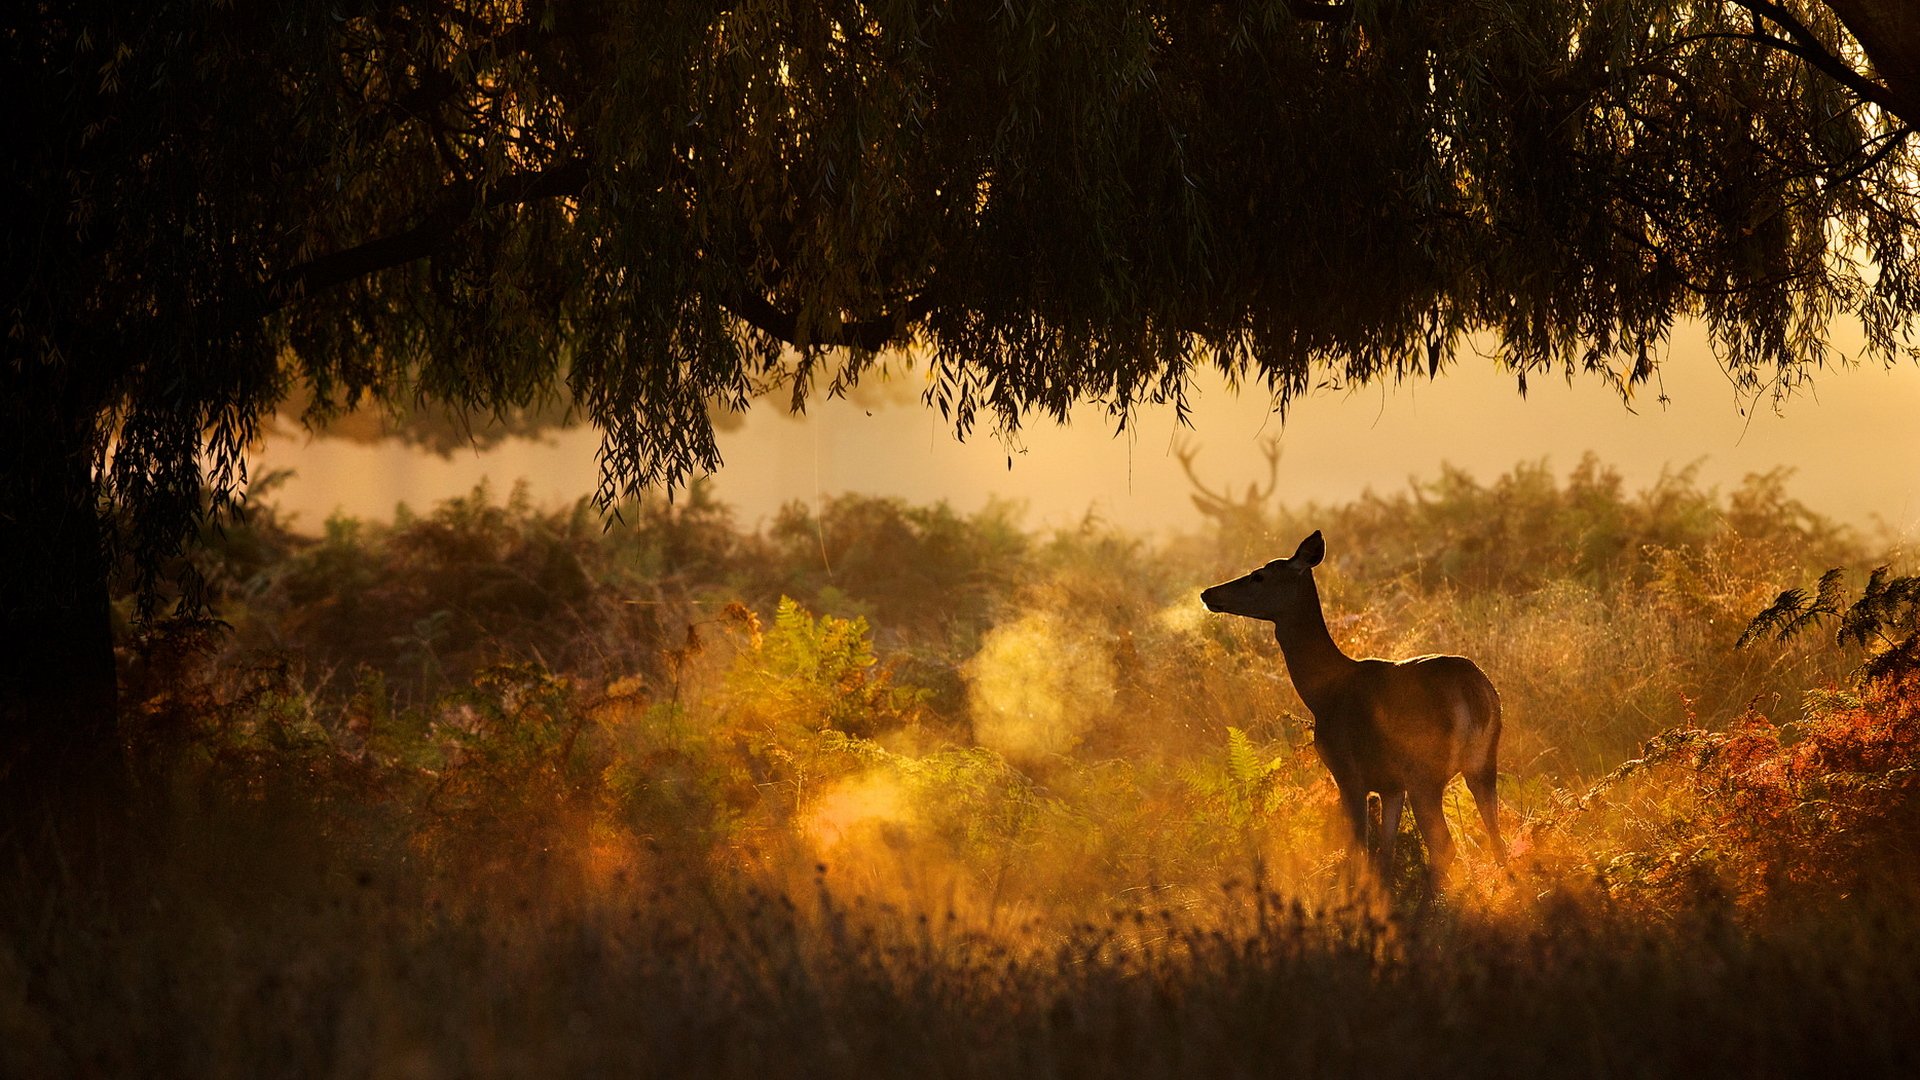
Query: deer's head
xmin=1200 ymin=531 xmax=1325 ymax=622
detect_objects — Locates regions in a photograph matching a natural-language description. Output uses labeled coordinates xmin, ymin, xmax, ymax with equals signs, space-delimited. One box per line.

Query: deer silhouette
xmin=1202 ymin=531 xmax=1505 ymax=888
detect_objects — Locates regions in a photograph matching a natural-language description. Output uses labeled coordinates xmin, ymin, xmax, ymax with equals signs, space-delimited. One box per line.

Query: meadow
xmin=6 ymin=455 xmax=1919 ymax=1077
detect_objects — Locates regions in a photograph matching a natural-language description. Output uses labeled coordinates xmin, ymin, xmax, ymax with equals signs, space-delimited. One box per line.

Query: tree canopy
xmin=7 ymin=0 xmax=1920 ymax=745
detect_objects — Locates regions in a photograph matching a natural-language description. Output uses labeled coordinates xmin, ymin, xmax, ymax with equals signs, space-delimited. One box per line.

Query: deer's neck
xmin=1272 ymin=576 xmax=1356 ymax=709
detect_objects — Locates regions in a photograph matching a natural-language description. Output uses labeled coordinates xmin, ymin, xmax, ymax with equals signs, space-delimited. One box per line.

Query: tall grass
xmin=8 ymin=456 xmax=1917 ymax=1076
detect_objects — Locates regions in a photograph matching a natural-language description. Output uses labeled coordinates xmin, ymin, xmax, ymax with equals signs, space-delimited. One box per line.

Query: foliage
xmin=13 ymin=457 xmax=1920 ymax=1075
xmin=1186 ymin=727 xmax=1289 ymax=836
xmin=266 ymin=382 xmax=582 ymax=456
xmin=1179 ymin=725 xmax=1333 ymax=877
xmin=723 ymin=596 xmax=927 ymax=739
xmin=756 ymin=494 xmax=1029 ymax=644
xmin=17 ymin=807 xmax=1920 ymax=1079
xmin=1201 ymin=454 xmax=1852 ymax=594
xmin=1692 ymin=676 xmax=1920 ymax=901
xmin=178 ymin=482 xmax=1030 ymax=718
xmin=121 ymin=457 xmax=1894 ymax=900
xmin=10 ymin=0 xmax=1920 ymax=683
xmin=237 ymin=482 xmax=638 ymax=703
xmin=1531 ymin=672 xmax=1920 ymax=915
xmin=1741 ymin=563 xmax=1920 ymax=681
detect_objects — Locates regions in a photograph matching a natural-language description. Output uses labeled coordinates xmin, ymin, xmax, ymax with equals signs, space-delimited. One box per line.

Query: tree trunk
xmin=0 ymin=380 xmax=120 ymax=801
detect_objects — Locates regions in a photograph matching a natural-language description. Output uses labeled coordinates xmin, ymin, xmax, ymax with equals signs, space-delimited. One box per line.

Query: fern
xmin=1225 ymin=726 xmax=1263 ymax=802
xmin=726 ymin=596 xmax=925 ymax=737
xmin=1736 ymin=569 xmax=1847 ymax=650
xmin=1186 ymin=726 xmax=1290 ymax=837
xmin=1739 ymin=566 xmax=1920 ymax=682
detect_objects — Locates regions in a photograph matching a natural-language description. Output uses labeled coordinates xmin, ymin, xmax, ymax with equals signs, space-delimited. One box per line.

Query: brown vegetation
xmin=6 ymin=457 xmax=1918 ymax=1077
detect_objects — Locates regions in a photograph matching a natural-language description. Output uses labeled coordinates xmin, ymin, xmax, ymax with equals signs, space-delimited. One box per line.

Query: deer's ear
xmin=1292 ymin=530 xmax=1325 ymax=568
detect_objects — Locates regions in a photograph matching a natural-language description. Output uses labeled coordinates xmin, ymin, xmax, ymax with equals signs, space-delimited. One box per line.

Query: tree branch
xmin=267 ymin=156 xmax=928 ymax=353
xmin=721 ymin=289 xmax=933 ymax=352
xmin=1284 ymin=1 xmax=1351 ymax=25
xmin=1820 ymin=0 xmax=1920 ymax=125
xmin=268 ymin=158 xmax=590 ymax=310
xmin=1727 ymin=0 xmax=1912 ymax=122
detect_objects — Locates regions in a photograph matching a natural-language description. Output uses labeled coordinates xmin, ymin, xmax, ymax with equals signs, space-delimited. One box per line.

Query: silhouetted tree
xmin=7 ymin=1 xmax=1920 ymax=773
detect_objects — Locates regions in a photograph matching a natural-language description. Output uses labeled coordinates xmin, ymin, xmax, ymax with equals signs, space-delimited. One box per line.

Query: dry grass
xmin=8 ymin=458 xmax=1917 ymax=1077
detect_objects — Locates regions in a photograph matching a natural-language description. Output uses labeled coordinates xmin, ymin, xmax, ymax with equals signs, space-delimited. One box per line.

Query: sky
xmin=252 ymin=322 xmax=1920 ymax=544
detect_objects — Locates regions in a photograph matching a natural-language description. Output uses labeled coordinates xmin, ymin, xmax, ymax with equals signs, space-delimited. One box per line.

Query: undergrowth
xmin=7 ymin=456 xmax=1918 ymax=1077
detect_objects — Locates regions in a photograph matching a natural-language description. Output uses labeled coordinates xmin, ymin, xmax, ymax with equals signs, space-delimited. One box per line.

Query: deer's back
xmin=1309 ymin=654 xmax=1500 ymax=791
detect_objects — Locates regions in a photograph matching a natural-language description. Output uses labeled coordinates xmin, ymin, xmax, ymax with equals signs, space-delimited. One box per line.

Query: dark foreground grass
xmin=5 ymin=781 xmax=1919 ymax=1080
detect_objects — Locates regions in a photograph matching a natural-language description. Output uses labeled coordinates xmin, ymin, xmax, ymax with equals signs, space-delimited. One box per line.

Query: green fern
xmin=726 ymin=596 xmax=926 ymax=737
xmin=1186 ymin=726 xmax=1289 ymax=836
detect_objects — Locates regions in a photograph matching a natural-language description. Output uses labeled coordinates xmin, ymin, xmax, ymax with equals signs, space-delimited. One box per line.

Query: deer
xmin=1201 ymin=530 xmax=1505 ymax=890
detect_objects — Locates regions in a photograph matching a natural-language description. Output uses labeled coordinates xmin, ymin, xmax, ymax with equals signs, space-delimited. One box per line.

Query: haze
xmin=255 ymin=323 xmax=1920 ymax=541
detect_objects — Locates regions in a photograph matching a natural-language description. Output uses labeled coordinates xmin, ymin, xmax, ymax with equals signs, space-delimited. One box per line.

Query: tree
xmin=6 ymin=0 xmax=1920 ymax=773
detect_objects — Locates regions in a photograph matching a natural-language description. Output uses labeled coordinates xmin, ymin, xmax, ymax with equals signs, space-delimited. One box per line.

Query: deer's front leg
xmin=1336 ymin=781 xmax=1370 ymax=888
xmin=1376 ymin=789 xmax=1405 ymax=885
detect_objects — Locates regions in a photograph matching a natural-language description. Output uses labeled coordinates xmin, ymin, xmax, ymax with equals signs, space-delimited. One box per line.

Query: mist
xmin=254 ymin=328 xmax=1920 ymax=543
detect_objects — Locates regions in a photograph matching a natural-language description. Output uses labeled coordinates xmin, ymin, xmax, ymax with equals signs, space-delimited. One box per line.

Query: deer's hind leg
xmin=1408 ymin=784 xmax=1456 ymax=887
xmin=1464 ymin=672 xmax=1507 ymax=863
xmin=1465 ymin=766 xmax=1507 ymax=863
